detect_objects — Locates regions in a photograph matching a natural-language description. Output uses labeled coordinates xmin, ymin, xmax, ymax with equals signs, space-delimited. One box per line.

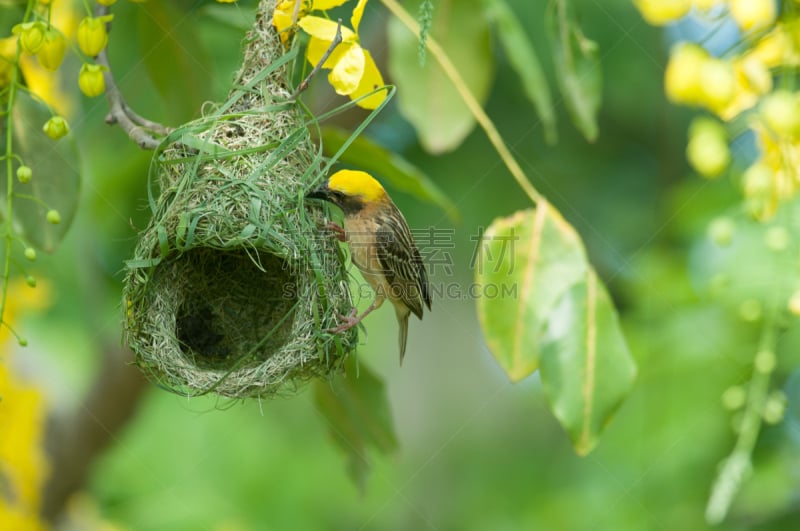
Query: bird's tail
xmin=397 ymin=309 xmax=410 ymax=366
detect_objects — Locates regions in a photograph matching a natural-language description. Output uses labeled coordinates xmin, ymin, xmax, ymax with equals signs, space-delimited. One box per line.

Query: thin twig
xmin=95 ymin=4 xmax=172 ymax=150
xmin=291 ymin=19 xmax=343 ymax=99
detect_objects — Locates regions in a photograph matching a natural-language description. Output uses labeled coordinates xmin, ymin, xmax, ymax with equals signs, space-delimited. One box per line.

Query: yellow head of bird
xmin=326 ymin=170 xmax=386 ymax=203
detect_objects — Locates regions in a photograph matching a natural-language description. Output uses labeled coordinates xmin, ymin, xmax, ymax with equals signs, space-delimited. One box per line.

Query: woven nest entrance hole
xmin=165 ymin=248 xmax=295 ymax=370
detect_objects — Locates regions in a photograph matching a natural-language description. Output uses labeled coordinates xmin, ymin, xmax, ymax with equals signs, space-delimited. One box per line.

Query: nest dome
xmin=123 ymin=0 xmax=357 ymax=398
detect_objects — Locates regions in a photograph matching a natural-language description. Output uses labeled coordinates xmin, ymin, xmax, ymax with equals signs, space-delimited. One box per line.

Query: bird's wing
xmin=375 ymin=209 xmax=431 ymax=319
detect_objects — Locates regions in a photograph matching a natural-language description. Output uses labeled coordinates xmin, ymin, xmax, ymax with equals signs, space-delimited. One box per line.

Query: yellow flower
xmin=744 ymin=123 xmax=800 ymax=219
xmin=692 ymin=0 xmax=721 ymax=9
xmin=77 ymin=15 xmax=113 ymax=58
xmin=729 ymin=0 xmax=776 ymax=33
xmin=37 ymin=29 xmax=66 ymax=71
xmin=298 ymin=0 xmax=386 ymax=109
xmin=313 ymin=0 xmax=351 ymax=7
xmin=717 ymin=55 xmax=772 ymax=121
xmin=12 ymin=22 xmax=46 ymax=55
xmin=698 ymin=57 xmax=736 ymax=113
xmin=634 ymin=0 xmax=691 ymax=26
xmin=273 ymin=0 xmax=310 ymax=43
xmin=686 ymin=117 xmax=730 ymax=178
xmin=760 ymin=90 xmax=800 ymax=139
xmin=0 ymin=37 xmax=16 ymax=88
xmin=750 ymin=24 xmax=799 ymax=68
xmin=0 ymin=278 xmax=51 ymax=530
xmin=665 ymin=43 xmax=708 ymax=106
xmin=78 ymin=63 xmax=106 ymax=97
xmin=273 ymin=1 xmax=349 ymax=45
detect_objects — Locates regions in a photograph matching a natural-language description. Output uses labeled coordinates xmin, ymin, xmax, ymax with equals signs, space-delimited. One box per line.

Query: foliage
xmin=475 ymin=207 xmax=636 ymax=455
xmin=633 ymin=0 xmax=800 ymax=522
xmin=2 ymin=0 xmax=800 ymax=529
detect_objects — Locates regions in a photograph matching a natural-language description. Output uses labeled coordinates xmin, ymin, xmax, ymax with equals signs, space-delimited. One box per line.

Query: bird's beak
xmin=305 ymin=183 xmax=330 ymax=201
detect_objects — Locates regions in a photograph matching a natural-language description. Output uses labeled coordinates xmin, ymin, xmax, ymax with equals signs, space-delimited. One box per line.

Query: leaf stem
xmin=705 ymin=301 xmax=780 ymax=525
xmin=0 ymin=37 xmax=23 ymax=334
xmin=13 ymin=193 xmax=50 ymax=209
xmin=378 ymin=0 xmax=544 ymax=206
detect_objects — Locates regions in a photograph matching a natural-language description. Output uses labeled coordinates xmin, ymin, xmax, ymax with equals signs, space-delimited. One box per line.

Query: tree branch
xmin=41 ymin=345 xmax=149 ymax=524
xmin=95 ymin=4 xmax=172 ymax=150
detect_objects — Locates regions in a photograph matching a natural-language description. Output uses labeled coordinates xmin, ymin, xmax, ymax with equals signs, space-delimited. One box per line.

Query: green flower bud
xmin=743 ymin=162 xmax=773 ymax=198
xmin=77 ymin=15 xmax=113 ymax=57
xmin=24 ymin=247 xmax=36 ymax=261
xmin=754 ymin=349 xmax=776 ymax=373
xmin=739 ymin=299 xmax=762 ymax=322
xmin=722 ymin=385 xmax=746 ymax=410
xmin=708 ymin=217 xmax=735 ymax=247
xmin=78 ymin=63 xmax=106 ymax=97
xmin=37 ymin=29 xmax=67 ymax=71
xmin=43 ymin=116 xmax=69 ymax=140
xmin=763 ymin=391 xmax=787 ymax=424
xmin=46 ymin=209 xmax=61 ymax=225
xmin=25 ymin=275 xmax=36 ymax=288
xmin=788 ymin=290 xmax=800 ymax=316
xmin=13 ymin=21 xmax=46 ymax=54
xmin=16 ymin=165 xmax=32 ymax=183
xmin=765 ymin=226 xmax=790 ymax=252
xmin=687 ymin=117 xmax=730 ymax=178
xmin=19 ymin=337 xmax=28 ymax=347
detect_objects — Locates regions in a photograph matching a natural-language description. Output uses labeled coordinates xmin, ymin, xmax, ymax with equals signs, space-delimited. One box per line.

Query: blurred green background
xmin=8 ymin=0 xmax=800 ymax=529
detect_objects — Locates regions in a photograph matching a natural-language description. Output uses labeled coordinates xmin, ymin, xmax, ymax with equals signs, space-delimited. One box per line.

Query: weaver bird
xmin=306 ymin=169 xmax=431 ymax=364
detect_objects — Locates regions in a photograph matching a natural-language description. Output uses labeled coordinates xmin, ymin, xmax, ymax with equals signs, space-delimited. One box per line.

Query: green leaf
xmin=136 ymin=2 xmax=210 ymax=121
xmin=539 ymin=269 xmax=637 ymax=456
xmin=488 ymin=0 xmax=557 ymax=144
xmin=475 ymin=206 xmax=636 ymax=455
xmin=475 ymin=206 xmax=586 ymax=382
xmin=1 ymin=92 xmax=80 ymax=252
xmin=313 ymin=359 xmax=398 ymax=491
xmin=321 ymin=126 xmax=460 ymax=223
xmin=388 ymin=0 xmax=494 ymax=154
xmin=548 ymin=1 xmax=601 ymax=143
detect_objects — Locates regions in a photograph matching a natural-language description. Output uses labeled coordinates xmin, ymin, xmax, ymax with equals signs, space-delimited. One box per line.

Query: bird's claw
xmin=325 ymin=307 xmax=360 ymax=334
xmin=325 ymin=221 xmax=346 ymax=242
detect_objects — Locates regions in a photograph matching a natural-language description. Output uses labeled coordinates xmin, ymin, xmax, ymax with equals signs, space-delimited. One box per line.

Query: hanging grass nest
xmin=123 ymin=0 xmax=357 ymax=399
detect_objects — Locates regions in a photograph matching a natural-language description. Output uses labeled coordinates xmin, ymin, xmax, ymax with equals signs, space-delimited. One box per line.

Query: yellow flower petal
xmin=328 ymin=43 xmax=365 ymax=95
xmin=729 ymin=0 xmax=776 ymax=32
xmin=664 ymin=43 xmax=708 ymax=105
xmin=351 ymin=0 xmax=368 ymax=34
xmin=634 ymin=0 xmax=691 ymax=26
xmin=349 ymin=48 xmax=386 ymax=109
xmin=312 ymin=0 xmax=349 ymax=9
xmin=306 ymin=36 xmax=349 ymax=68
xmin=297 ymin=15 xmax=356 ymax=42
xmin=273 ymin=9 xmax=294 ymax=33
xmin=751 ymin=26 xmax=792 ymax=68
xmin=717 ymin=57 xmax=772 ymax=121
